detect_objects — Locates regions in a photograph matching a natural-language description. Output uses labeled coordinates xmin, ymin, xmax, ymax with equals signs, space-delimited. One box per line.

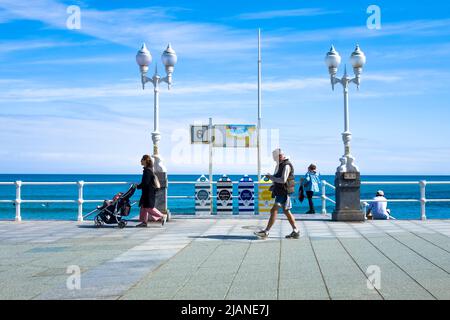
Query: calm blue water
xmin=0 ymin=174 xmax=449 ymax=220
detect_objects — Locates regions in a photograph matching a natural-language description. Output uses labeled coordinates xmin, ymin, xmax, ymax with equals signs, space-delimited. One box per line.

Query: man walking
xmin=254 ymin=148 xmax=300 ymax=239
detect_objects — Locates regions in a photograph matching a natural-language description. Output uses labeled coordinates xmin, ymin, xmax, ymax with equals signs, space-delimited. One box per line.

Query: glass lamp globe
xmin=161 ymin=43 xmax=177 ymax=68
xmin=325 ymin=45 xmax=341 ymax=70
xmin=136 ymin=43 xmax=152 ymax=73
xmin=350 ymin=45 xmax=366 ymax=69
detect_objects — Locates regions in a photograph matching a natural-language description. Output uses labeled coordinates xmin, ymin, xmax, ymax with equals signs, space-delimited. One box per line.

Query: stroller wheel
xmin=94 ymin=216 xmax=102 ymax=228
xmin=118 ymin=221 xmax=126 ymax=229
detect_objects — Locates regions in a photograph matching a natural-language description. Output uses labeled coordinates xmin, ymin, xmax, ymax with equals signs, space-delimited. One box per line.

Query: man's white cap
xmin=376 ymin=190 xmax=384 ymax=196
xmin=272 ymin=148 xmax=289 ymax=162
xmin=272 ymin=148 xmax=284 ymax=156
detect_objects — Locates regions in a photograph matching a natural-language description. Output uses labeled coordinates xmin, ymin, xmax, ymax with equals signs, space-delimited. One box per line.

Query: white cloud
xmin=0 ymin=0 xmax=257 ymax=58
xmin=0 ymin=71 xmax=409 ymax=103
xmin=27 ymin=55 xmax=131 ymax=65
xmin=236 ymin=8 xmax=340 ymax=20
xmin=265 ymin=19 xmax=450 ymax=45
xmin=0 ymin=39 xmax=88 ymax=54
xmin=0 ymin=77 xmax=328 ymax=102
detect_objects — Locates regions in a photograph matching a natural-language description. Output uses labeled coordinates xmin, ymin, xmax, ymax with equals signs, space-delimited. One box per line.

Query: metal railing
xmin=360 ymin=180 xmax=450 ymax=220
xmin=1 ymin=179 xmax=449 ymax=221
xmin=0 ymin=179 xmax=333 ymax=221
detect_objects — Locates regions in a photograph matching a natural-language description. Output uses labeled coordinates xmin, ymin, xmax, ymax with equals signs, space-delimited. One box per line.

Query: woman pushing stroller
xmin=136 ymin=154 xmax=167 ymax=227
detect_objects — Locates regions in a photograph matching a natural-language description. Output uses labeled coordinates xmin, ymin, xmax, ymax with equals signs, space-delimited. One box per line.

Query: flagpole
xmin=257 ymin=28 xmax=262 ymax=181
xmin=208 ymin=117 xmax=213 ymax=213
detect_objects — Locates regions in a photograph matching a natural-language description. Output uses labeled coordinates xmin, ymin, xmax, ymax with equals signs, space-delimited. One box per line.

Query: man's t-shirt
xmin=368 ymin=196 xmax=389 ymax=219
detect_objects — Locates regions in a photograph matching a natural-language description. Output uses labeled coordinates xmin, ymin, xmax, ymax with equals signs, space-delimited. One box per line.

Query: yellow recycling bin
xmin=258 ymin=175 xmax=274 ymax=214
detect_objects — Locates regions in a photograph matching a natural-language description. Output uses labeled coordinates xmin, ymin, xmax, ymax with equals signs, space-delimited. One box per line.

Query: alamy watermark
xmin=367 ymin=5 xmax=382 ymax=30
xmin=366 ymin=265 xmax=381 ymax=290
xmin=66 ymin=265 xmax=81 ymax=290
xmin=66 ymin=5 xmax=81 ymax=30
xmin=170 ymin=127 xmax=280 ymax=167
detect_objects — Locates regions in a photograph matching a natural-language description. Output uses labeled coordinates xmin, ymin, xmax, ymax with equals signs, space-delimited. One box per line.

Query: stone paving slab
xmin=0 ymin=217 xmax=449 ymax=300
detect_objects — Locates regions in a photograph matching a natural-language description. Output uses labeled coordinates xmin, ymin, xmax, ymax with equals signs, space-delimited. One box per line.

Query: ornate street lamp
xmin=136 ymin=43 xmax=177 ymax=172
xmin=136 ymin=43 xmax=177 ymax=217
xmin=325 ymin=44 xmax=366 ymax=221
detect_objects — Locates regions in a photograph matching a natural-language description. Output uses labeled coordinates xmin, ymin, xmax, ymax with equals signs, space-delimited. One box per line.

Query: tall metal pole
xmin=341 ymin=67 xmax=352 ymax=161
xmin=343 ymin=79 xmax=350 ymax=158
xmin=257 ymin=28 xmax=262 ymax=181
xmin=153 ymin=69 xmax=161 ymax=157
xmin=208 ymin=117 xmax=213 ymax=213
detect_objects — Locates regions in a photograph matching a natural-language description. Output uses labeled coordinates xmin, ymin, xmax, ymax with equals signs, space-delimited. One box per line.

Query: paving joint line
xmin=387 ymin=220 xmax=450 ymax=254
xmin=277 ymin=237 xmax=282 ymax=300
xmin=302 ymin=220 xmax=331 ymax=300
xmin=347 ymin=222 xmax=438 ymax=300
xmin=327 ymin=222 xmax=384 ymax=300
xmin=118 ymin=220 xmax=214 ymax=299
xmin=223 ymin=241 xmax=252 ymax=300
xmin=370 ymin=222 xmax=450 ymax=275
xmin=169 ymin=219 xmax=222 ymax=299
xmin=409 ymin=220 xmax=450 ymax=239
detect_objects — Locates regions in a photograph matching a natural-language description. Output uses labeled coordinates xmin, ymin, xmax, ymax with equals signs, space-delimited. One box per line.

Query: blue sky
xmin=1 ymin=0 xmax=450 ymax=175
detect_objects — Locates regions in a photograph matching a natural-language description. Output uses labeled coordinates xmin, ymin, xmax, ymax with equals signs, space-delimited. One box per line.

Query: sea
xmin=0 ymin=174 xmax=449 ymax=221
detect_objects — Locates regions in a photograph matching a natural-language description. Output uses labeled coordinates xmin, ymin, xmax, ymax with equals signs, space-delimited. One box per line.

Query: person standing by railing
xmin=254 ymin=148 xmax=300 ymax=239
xmin=136 ymin=155 xmax=166 ymax=227
xmin=300 ymin=164 xmax=321 ymax=214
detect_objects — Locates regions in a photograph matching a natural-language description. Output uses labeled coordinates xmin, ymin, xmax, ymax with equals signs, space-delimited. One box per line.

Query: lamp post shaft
xmin=343 ymin=82 xmax=349 ymax=134
xmin=153 ymin=73 xmax=160 ymax=157
xmin=257 ymin=28 xmax=262 ymax=182
xmin=342 ymin=79 xmax=352 ymax=159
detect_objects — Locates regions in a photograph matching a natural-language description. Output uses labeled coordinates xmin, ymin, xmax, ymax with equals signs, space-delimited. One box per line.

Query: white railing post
xmin=15 ymin=181 xmax=22 ymax=222
xmin=77 ymin=181 xmax=84 ymax=222
xmin=321 ymin=180 xmax=327 ymax=214
xmin=362 ymin=201 xmax=369 ymax=219
xmin=419 ymin=180 xmax=427 ymax=220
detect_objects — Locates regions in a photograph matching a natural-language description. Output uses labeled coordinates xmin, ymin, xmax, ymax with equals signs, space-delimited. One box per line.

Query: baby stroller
xmin=90 ymin=184 xmax=137 ymax=229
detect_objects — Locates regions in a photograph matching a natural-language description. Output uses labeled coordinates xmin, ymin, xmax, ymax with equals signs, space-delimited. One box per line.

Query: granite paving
xmin=0 ymin=215 xmax=449 ymax=300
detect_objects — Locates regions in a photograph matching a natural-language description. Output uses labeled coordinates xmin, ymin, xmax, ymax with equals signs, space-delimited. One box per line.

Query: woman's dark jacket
xmin=137 ymin=167 xmax=157 ymax=208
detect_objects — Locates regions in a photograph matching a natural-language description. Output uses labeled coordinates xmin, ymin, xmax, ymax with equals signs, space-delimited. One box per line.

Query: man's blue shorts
xmin=274 ymin=195 xmax=292 ymax=210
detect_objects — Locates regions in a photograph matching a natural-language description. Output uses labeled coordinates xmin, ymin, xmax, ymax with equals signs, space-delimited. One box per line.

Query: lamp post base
xmin=332 ymin=171 xmax=364 ymax=222
xmin=332 ymin=209 xmax=364 ymax=222
xmin=154 ymin=171 xmax=170 ymax=219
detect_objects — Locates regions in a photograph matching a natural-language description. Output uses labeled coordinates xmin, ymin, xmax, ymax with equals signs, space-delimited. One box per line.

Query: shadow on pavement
xmin=77 ymin=221 xmax=164 ymax=229
xmin=189 ymin=235 xmax=258 ymax=241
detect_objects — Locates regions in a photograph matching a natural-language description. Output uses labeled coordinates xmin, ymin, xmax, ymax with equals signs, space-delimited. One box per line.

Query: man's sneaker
xmin=161 ymin=214 xmax=167 ymax=226
xmin=305 ymin=210 xmax=316 ymax=214
xmin=254 ymin=229 xmax=269 ymax=238
xmin=285 ymin=230 xmax=300 ymax=239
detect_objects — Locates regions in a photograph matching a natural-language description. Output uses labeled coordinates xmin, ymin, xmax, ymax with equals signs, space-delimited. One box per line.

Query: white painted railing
xmin=359 ymin=180 xmax=450 ymax=220
xmin=1 ymin=179 xmax=449 ymax=221
xmin=317 ymin=180 xmax=450 ymax=220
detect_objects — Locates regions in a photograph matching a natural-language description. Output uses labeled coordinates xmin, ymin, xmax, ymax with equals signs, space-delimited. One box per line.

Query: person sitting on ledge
xmin=366 ymin=190 xmax=391 ymax=220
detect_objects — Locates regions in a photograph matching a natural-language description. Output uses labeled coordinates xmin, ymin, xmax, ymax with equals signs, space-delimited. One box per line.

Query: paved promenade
xmin=0 ymin=216 xmax=449 ymax=300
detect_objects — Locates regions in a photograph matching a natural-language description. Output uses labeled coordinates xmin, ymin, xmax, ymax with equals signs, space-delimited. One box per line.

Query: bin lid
xmin=259 ymin=175 xmax=272 ymax=183
xmin=218 ymin=174 xmax=231 ymax=182
xmin=196 ymin=175 xmax=209 ymax=182
xmin=239 ymin=174 xmax=253 ymax=183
